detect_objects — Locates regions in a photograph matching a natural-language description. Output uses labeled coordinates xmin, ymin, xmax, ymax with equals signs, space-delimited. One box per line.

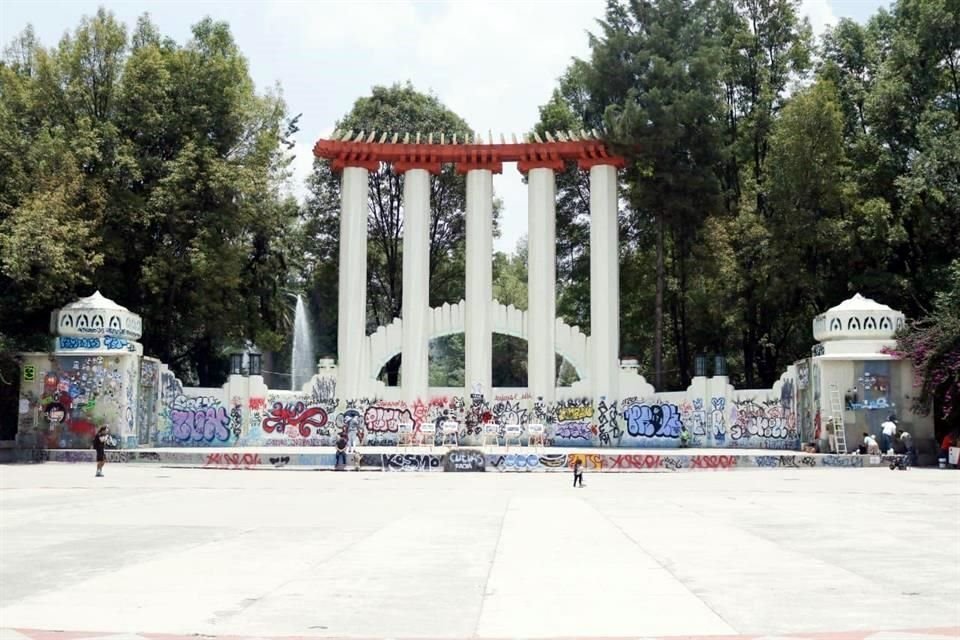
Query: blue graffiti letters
xmin=623 ymin=403 xmax=683 ymax=438
xmin=58 ymin=336 xmax=100 ymax=350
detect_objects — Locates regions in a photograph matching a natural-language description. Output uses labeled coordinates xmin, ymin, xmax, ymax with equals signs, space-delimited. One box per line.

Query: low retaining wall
xmin=13 ymin=448 xmax=905 ymax=471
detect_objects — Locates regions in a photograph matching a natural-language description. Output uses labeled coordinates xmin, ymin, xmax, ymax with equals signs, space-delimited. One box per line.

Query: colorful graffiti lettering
xmin=567 ymin=453 xmax=605 ymax=470
xmin=690 ymin=455 xmax=737 ymax=469
xmin=58 ymin=336 xmax=101 ymax=350
xmin=608 ymin=454 xmax=669 ymax=470
xmin=172 ymin=397 xmax=230 ymax=443
xmin=623 ymin=402 xmax=683 ymax=438
xmin=204 ymin=453 xmax=262 ymax=469
xmin=363 ymin=405 xmax=412 ymax=434
xmin=554 ymin=422 xmax=593 ymax=440
xmin=555 ymin=398 xmax=592 ymax=422
xmin=729 ymin=399 xmax=795 ymax=442
xmin=488 ymin=453 xmax=542 ymax=471
xmin=103 ymin=336 xmax=128 ymax=350
xmin=262 ymin=401 xmax=328 ymax=438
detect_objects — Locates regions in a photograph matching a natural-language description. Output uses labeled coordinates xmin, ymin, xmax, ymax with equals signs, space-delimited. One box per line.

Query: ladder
xmin=829 ymin=385 xmax=847 ymax=454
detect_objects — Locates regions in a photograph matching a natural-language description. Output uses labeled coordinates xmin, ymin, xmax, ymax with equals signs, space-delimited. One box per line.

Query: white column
xmin=589 ymin=164 xmax=620 ymax=406
xmin=527 ymin=167 xmax=557 ymax=402
xmin=465 ymin=169 xmax=493 ymax=398
xmin=338 ymin=166 xmax=368 ymax=400
xmin=401 ymin=168 xmax=431 ymax=403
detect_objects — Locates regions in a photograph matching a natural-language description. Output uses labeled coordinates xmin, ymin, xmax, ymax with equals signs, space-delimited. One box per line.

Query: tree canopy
xmin=0 ymin=11 xmax=299 ymax=386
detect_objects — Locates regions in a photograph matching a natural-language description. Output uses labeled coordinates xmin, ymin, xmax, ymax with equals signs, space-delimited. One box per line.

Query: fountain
xmin=291 ymin=294 xmax=315 ymax=391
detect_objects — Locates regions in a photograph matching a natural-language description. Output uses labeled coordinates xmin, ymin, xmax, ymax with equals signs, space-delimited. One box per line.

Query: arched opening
xmin=374 ymin=332 xmax=582 ymax=388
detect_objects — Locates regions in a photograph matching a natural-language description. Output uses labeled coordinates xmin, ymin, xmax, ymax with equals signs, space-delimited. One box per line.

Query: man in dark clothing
xmin=93 ymin=427 xmax=108 ymax=477
xmin=335 ymin=434 xmax=348 ymax=469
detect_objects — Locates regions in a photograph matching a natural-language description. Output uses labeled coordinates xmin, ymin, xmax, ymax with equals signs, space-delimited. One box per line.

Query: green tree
xmin=726 ymin=79 xmax=853 ymax=382
xmin=582 ymin=0 xmax=725 ymax=388
xmin=0 ymin=11 xmax=298 ymax=385
xmin=821 ymin=0 xmax=960 ymax=317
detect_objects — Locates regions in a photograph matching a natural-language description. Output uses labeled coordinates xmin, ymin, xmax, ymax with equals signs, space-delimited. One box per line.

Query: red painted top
xmin=312 ymin=137 xmax=626 ymax=175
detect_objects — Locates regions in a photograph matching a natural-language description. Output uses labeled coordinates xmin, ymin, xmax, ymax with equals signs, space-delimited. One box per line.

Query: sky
xmin=1 ymin=0 xmax=889 ymax=253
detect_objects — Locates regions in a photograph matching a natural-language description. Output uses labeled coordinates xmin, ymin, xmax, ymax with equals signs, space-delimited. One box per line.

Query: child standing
xmin=93 ymin=427 xmax=108 ymax=477
xmin=573 ymin=459 xmax=584 ymax=488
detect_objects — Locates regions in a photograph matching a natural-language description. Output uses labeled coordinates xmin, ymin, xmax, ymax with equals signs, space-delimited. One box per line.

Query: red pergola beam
xmin=314 ymin=138 xmax=626 ymax=174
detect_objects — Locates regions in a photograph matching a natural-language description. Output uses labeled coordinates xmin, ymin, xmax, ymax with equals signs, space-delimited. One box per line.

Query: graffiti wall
xmin=137 ymin=359 xmax=160 ymax=445
xmin=725 ymin=397 xmax=799 ymax=450
xmin=27 ymin=446 xmax=902 ymax=471
xmin=17 ymin=350 xmax=802 ymax=451
xmin=16 ymin=353 xmax=139 ymax=449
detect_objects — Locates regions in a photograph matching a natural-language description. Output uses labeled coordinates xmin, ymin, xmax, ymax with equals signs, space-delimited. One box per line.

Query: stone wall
xmin=47 ymin=354 xmax=920 ymax=456
xmin=135 ymin=365 xmax=802 ymax=451
xmin=14 ymin=353 xmax=803 ymax=451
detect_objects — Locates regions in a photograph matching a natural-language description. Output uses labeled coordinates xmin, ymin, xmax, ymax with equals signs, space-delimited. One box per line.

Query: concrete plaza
xmin=0 ymin=464 xmax=958 ymax=638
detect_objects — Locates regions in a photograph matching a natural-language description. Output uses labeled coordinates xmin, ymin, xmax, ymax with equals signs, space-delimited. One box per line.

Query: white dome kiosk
xmin=50 ymin=290 xmax=143 ymax=352
xmin=796 ymin=294 xmax=933 ymax=456
xmin=16 ymin=292 xmax=145 ymax=451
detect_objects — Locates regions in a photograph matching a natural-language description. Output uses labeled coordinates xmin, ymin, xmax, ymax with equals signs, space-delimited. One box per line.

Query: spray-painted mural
xmin=16 ymin=355 xmax=139 ymax=449
xmin=17 ymin=341 xmax=802 ymax=451
xmin=726 ymin=397 xmax=799 ymax=449
xmin=136 ymin=359 xmax=159 ymax=445
xmin=47 ymin=366 xmax=803 ymax=451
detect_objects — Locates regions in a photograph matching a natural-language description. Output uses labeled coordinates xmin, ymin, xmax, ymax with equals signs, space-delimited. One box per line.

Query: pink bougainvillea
xmin=884 ymin=263 xmax=960 ymax=425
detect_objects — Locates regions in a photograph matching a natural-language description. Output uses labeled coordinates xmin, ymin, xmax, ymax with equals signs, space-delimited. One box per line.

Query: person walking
xmin=573 ymin=459 xmax=584 ymax=488
xmin=93 ymin=427 xmax=108 ymax=477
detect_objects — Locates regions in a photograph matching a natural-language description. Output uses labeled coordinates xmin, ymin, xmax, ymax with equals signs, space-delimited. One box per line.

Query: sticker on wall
xmin=18 ymin=398 xmax=30 ymax=414
xmin=23 ymin=365 xmax=36 ymax=382
xmin=44 ymin=402 xmax=66 ymax=424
